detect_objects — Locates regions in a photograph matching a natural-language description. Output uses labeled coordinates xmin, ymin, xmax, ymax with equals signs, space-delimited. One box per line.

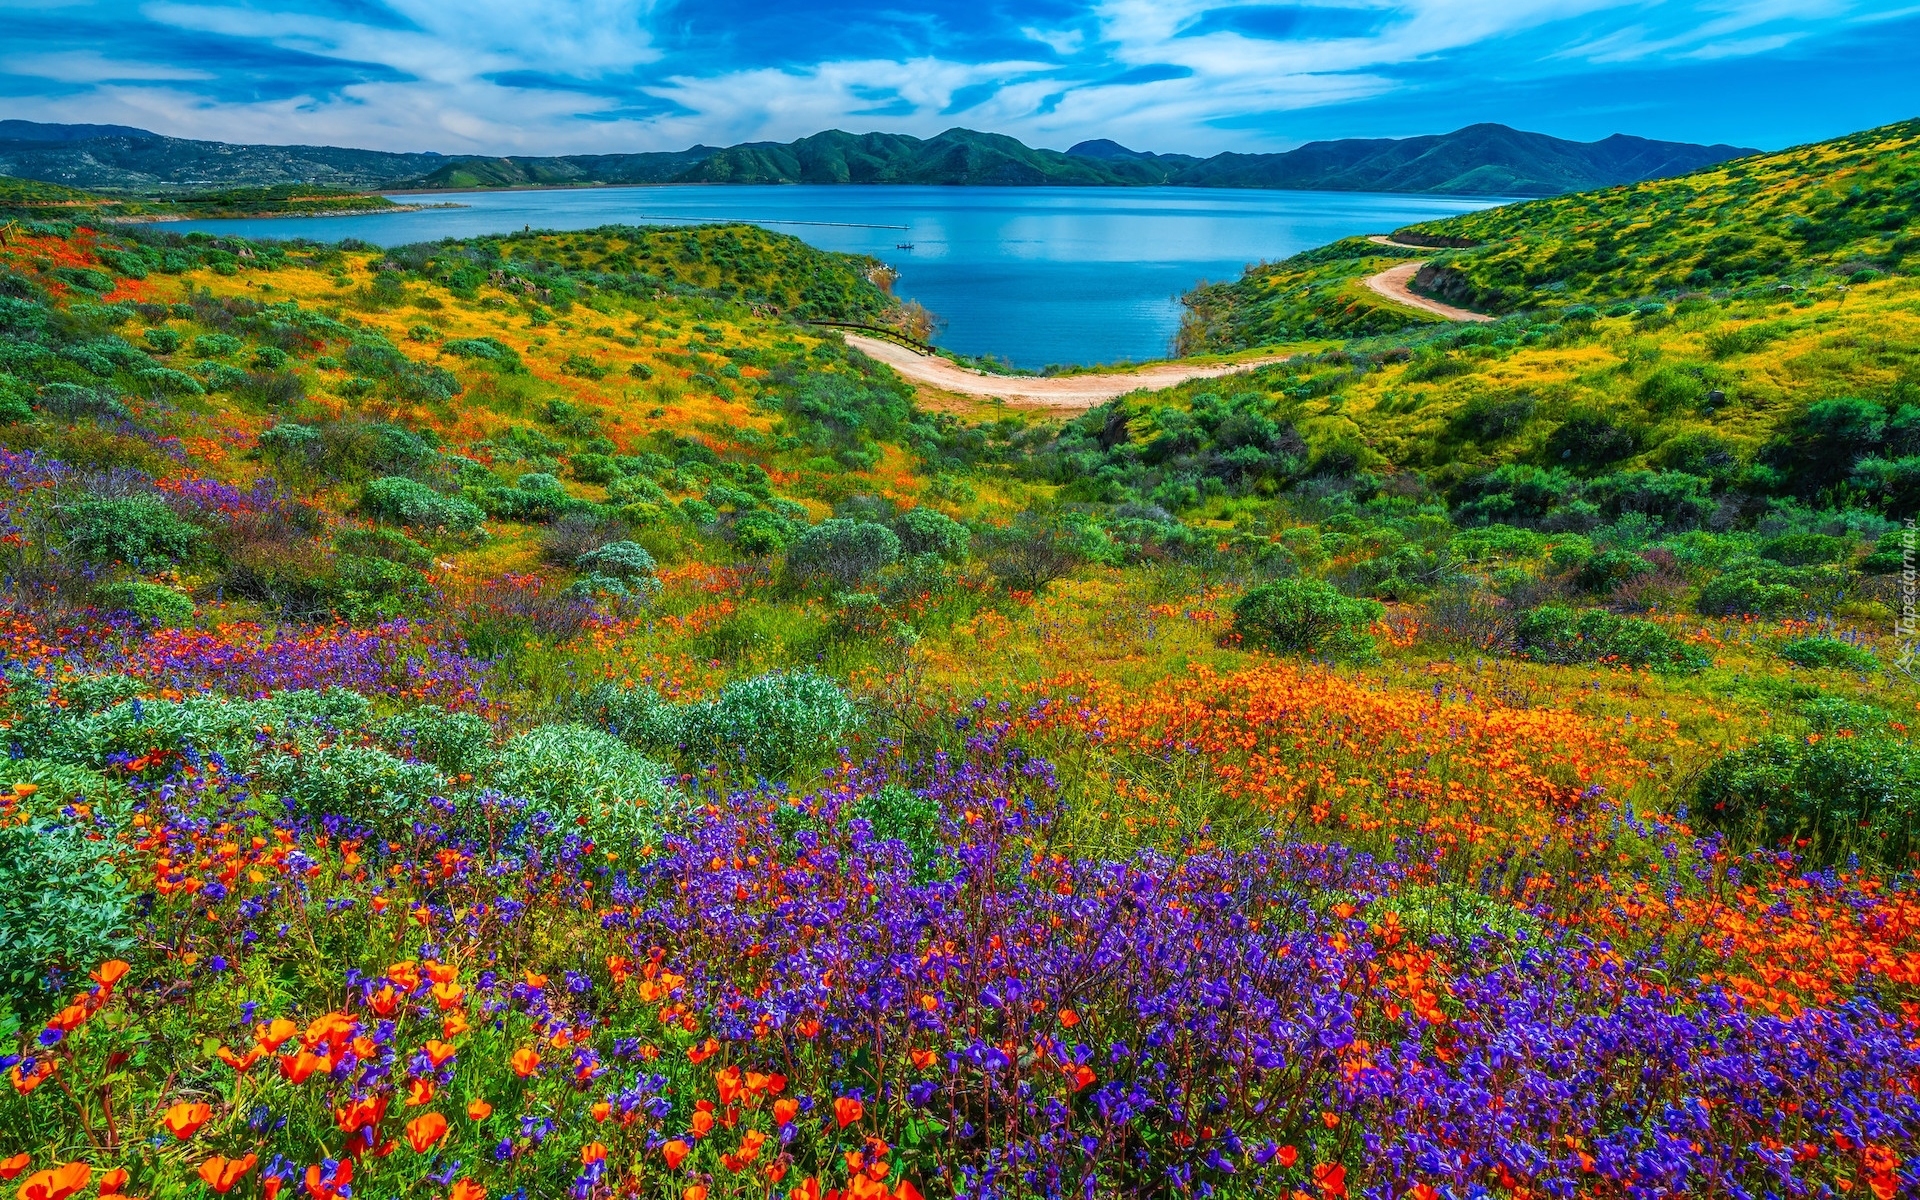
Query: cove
xmin=163 ymin=185 xmax=1508 ymax=369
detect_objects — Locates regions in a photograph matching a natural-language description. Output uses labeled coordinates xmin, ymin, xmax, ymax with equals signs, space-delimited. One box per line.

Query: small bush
xmin=1777 ymin=636 xmax=1878 ymax=671
xmin=1545 ymin=412 xmax=1638 ymax=471
xmin=1231 ymin=579 xmax=1383 ymax=661
xmin=734 ymin=511 xmax=795 ymax=555
xmin=259 ymin=742 xmax=444 ymax=832
xmin=192 ymin=333 xmax=243 ymax=358
xmin=573 ymin=682 xmax=685 ymax=748
xmin=1574 ymin=549 xmax=1651 ymax=594
xmin=788 ymin=519 xmax=900 ymax=588
xmin=63 ymin=496 xmax=203 ymax=568
xmin=0 ymin=816 xmax=133 ymax=1022
xmin=575 ymin=540 xmax=657 ymax=581
xmin=336 ymin=525 xmax=432 ymax=566
xmin=492 ymin=724 xmax=674 ymax=845
xmin=894 ymin=508 xmax=970 ymax=562
xmin=374 ymin=705 xmax=497 ymax=776
xmin=361 ymin=476 xmax=485 ymax=534
xmin=1513 ymin=605 xmax=1709 ymax=673
xmin=92 ymin=580 xmax=193 ymax=625
xmin=676 ymin=671 xmax=862 ymax=780
xmin=1696 ymin=733 xmax=1920 ymax=867
xmin=1758 ymin=532 xmax=1847 ymax=566
xmin=1695 ymin=560 xmax=1843 ymax=617
xmin=542 ymin=511 xmax=629 ymax=565
xmin=979 ymin=516 xmax=1086 ymax=594
xmin=852 ymin=782 xmax=945 ymax=881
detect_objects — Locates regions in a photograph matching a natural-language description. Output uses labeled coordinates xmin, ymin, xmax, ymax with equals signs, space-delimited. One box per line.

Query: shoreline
xmin=109 ymin=201 xmax=463 ymax=224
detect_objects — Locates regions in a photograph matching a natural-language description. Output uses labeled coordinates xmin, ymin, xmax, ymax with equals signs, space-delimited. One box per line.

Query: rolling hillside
xmin=0 ymin=118 xmax=1750 ymax=196
xmin=1180 ymin=117 xmax=1918 ymax=349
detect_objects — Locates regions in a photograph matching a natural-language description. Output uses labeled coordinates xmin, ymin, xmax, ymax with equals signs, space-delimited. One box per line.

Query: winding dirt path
xmin=843 ymin=334 xmax=1289 ymax=410
xmin=1363 ymin=261 xmax=1494 ymax=323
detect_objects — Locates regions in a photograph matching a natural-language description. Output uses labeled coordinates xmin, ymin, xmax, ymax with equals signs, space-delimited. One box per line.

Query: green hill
xmin=1179 ymin=117 xmax=1920 ymax=350
xmin=0 ymin=119 xmax=1750 ymax=197
xmin=679 ymin=128 xmax=1176 ymax=186
xmin=1395 ymin=119 xmax=1919 ymax=312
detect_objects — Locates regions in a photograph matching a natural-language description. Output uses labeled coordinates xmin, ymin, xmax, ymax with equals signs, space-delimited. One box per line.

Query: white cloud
xmin=2 ymin=49 xmax=212 ymax=81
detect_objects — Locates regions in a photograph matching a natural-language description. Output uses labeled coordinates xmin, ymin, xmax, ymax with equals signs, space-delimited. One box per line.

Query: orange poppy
xmin=162 ymin=1101 xmax=212 ymax=1140
xmin=772 ymin=1098 xmax=799 ymax=1127
xmin=448 ymin=1182 xmax=485 ymax=1200
xmin=466 ymin=1099 xmax=493 ymax=1121
xmin=15 ymin=1163 xmax=90 ymax=1200
xmin=423 ymin=1040 xmax=457 ymax=1067
xmin=580 ymin=1144 xmax=606 ymax=1165
xmin=406 ymin=1079 xmax=436 ymax=1107
xmin=834 ymin=1097 xmax=864 ymax=1129
xmin=510 ymin=1049 xmax=539 ymax=1078
xmin=405 ymin=1113 xmax=449 ymax=1153
xmin=91 ymin=961 xmax=130 ymax=990
xmin=196 ymin=1155 xmax=258 ymax=1195
xmin=662 ymin=1140 xmax=691 ymax=1170
xmin=0 ymin=1156 xmax=30 ymax=1181
xmin=95 ymin=1169 xmax=129 ymax=1196
xmin=684 ymin=1188 xmax=707 ymax=1200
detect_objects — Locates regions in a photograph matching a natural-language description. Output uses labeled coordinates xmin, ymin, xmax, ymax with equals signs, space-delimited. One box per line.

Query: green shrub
xmin=327 ymin=554 xmax=428 ymax=621
xmin=1759 ymin=532 xmax=1847 ymax=566
xmin=676 ymin=671 xmax=862 ymax=779
xmin=143 ymin=326 xmax=181 ymax=354
xmin=443 ymin=337 xmax=522 ymax=370
xmin=259 ymin=743 xmax=445 ymax=831
xmin=852 ymin=782 xmax=944 ymax=881
xmin=1777 ymin=636 xmax=1878 ymax=671
xmin=788 ymin=519 xmax=901 ymax=587
xmin=136 ymin=366 xmax=207 ymax=396
xmin=1513 ymin=605 xmax=1709 ymax=673
xmin=192 ymin=333 xmax=243 ymax=358
xmin=573 ymin=683 xmax=685 ymax=748
xmin=374 ymin=705 xmax=497 ymax=775
xmin=0 ymin=816 xmax=133 ymax=1022
xmin=361 ymin=476 xmax=485 ymax=533
xmin=575 ymin=540 xmax=656 ymax=581
xmin=492 ymin=724 xmax=674 ymax=846
xmin=607 ymin=474 xmax=666 ymax=504
xmin=336 ymin=525 xmax=432 ymax=566
xmin=894 ymin=508 xmax=970 ymax=562
xmin=734 ymin=511 xmax=795 ymax=555
xmin=1231 ymin=579 xmax=1383 ymax=661
xmin=1544 ymin=412 xmax=1638 ymax=471
xmin=1860 ymin=533 xmax=1912 ymax=574
xmin=1800 ymin=695 xmax=1893 ymax=733
xmin=1574 ymin=549 xmax=1651 ymax=594
xmin=91 ymin=580 xmax=193 ymax=625
xmin=1696 ymin=732 xmax=1920 ymax=867
xmin=63 ymin=496 xmax=203 ymax=568
xmin=1695 ymin=560 xmax=1844 ymax=617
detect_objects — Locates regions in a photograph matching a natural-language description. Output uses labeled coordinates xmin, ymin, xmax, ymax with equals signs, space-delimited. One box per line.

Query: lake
xmin=165 ymin=186 xmax=1509 ymax=368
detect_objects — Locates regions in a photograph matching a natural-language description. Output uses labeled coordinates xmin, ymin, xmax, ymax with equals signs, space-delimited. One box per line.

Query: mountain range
xmin=0 ymin=120 xmax=1756 ymax=198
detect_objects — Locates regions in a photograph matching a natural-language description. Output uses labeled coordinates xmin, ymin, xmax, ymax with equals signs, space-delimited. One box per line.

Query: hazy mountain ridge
xmin=0 ymin=119 xmax=1756 ymax=197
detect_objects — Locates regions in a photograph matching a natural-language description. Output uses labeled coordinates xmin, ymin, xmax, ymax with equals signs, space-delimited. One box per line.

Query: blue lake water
xmin=165 ymin=186 xmax=1510 ymax=368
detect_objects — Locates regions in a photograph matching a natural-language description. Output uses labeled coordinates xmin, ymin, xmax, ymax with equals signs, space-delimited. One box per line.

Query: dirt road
xmin=1362 ymin=261 xmax=1494 ymax=322
xmin=843 ymin=334 xmax=1289 ymax=409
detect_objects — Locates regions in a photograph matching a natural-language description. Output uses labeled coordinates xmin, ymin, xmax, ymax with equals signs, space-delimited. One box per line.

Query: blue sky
xmin=1 ymin=1 xmax=1916 ymax=155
